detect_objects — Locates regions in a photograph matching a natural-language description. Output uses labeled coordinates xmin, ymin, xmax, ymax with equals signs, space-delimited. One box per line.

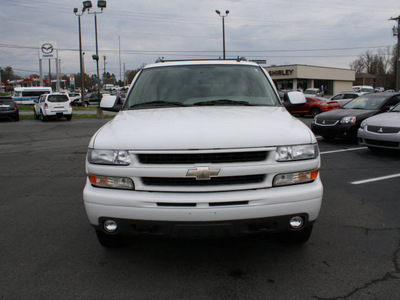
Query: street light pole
xmin=390 ymin=16 xmax=400 ymax=91
xmin=73 ymin=7 xmax=86 ymax=106
xmin=215 ymin=10 xmax=229 ymax=60
xmin=85 ymin=0 xmax=107 ymax=118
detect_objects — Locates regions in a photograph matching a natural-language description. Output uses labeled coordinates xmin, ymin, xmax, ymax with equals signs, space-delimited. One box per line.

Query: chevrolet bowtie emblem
xmin=378 ymin=127 xmax=383 ymax=133
xmin=186 ymin=166 xmax=220 ymax=180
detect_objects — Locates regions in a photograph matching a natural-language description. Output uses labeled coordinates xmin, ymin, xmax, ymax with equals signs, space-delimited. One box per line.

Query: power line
xmin=0 ymin=43 xmax=393 ymax=54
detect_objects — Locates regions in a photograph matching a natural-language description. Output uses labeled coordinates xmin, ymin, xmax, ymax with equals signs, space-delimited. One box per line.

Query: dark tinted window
xmin=0 ymin=97 xmax=13 ymax=104
xmin=22 ymin=91 xmax=50 ymax=97
xmin=344 ymin=94 xmax=357 ymax=99
xmin=47 ymin=95 xmax=69 ymax=102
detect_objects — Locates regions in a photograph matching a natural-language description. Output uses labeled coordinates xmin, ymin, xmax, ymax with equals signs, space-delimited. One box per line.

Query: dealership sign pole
xmin=39 ymin=41 xmax=60 ymax=91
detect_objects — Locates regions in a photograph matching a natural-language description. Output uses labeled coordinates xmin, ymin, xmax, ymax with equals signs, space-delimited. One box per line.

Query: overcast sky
xmin=1 ymin=0 xmax=399 ymax=81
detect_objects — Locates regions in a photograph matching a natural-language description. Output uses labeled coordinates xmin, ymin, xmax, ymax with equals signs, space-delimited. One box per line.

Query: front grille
xmin=138 ymin=151 xmax=268 ymax=164
xmin=365 ymin=139 xmax=399 ymax=148
xmin=367 ymin=126 xmax=400 ymax=134
xmin=315 ymin=119 xmax=338 ymax=126
xmin=142 ymin=174 xmax=265 ymax=186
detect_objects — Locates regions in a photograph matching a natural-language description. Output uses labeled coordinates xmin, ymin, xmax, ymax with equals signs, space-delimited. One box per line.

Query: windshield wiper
xmin=193 ymin=99 xmax=254 ymax=106
xmin=129 ymin=101 xmax=187 ymax=109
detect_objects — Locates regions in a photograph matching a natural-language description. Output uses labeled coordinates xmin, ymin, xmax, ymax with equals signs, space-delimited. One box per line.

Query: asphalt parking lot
xmin=1 ymin=117 xmax=399 ymax=299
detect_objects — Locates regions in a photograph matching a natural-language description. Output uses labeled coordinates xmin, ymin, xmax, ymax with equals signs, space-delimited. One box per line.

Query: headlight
xmin=320 ymin=103 xmax=328 ymax=106
xmin=340 ymin=116 xmax=356 ymax=124
xmin=275 ymin=144 xmax=319 ymax=162
xmin=88 ymin=149 xmax=131 ymax=165
xmin=360 ymin=120 xmax=367 ymax=130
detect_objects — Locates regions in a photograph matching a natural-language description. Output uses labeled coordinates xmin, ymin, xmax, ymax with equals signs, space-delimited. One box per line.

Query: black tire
xmin=14 ymin=115 xmax=20 ymax=121
xmin=277 ymin=224 xmax=313 ymax=244
xmin=311 ymin=108 xmax=320 ymax=117
xmin=33 ymin=108 xmax=39 ymax=120
xmin=40 ymin=110 xmax=47 ymax=122
xmin=66 ymin=115 xmax=72 ymax=121
xmin=95 ymin=230 xmax=126 ymax=248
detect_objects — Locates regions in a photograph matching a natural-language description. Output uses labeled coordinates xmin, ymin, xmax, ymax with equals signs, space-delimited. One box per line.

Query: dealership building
xmin=265 ymin=65 xmax=355 ymax=96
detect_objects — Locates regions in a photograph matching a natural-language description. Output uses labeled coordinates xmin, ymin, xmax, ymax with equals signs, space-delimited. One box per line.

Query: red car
xmin=288 ymin=96 xmax=340 ymax=117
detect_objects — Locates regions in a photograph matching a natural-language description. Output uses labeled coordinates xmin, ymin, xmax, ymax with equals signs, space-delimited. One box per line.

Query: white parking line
xmin=351 ymin=173 xmax=400 ymax=185
xmin=320 ymin=147 xmax=367 ymax=155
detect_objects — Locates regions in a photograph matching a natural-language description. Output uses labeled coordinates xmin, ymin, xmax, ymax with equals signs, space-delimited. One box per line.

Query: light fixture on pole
xmin=73 ymin=5 xmax=90 ymax=106
xmin=215 ymin=10 xmax=229 ymax=60
xmin=85 ymin=0 xmax=107 ymax=118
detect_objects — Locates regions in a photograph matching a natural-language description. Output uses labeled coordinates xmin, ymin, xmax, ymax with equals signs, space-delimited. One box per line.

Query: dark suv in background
xmin=0 ymin=96 xmax=19 ymax=121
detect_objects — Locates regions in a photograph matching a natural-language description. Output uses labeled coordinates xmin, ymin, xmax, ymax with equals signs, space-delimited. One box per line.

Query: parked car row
xmin=311 ymin=92 xmax=400 ymax=151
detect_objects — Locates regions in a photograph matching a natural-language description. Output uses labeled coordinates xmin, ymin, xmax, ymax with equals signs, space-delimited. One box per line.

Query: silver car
xmin=358 ymin=102 xmax=400 ymax=151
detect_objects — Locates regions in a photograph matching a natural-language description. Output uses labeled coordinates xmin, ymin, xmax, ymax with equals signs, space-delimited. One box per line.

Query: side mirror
xmin=100 ymin=95 xmax=121 ymax=112
xmin=283 ymin=91 xmax=306 ymax=108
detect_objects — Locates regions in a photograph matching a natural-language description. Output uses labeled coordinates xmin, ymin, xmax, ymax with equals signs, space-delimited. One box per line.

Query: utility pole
xmin=119 ymin=36 xmax=122 ymax=85
xmin=103 ymin=55 xmax=107 ymax=82
xmin=389 ymin=16 xmax=400 ymax=91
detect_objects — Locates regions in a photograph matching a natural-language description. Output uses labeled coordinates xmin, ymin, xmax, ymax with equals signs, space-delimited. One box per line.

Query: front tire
xmin=311 ymin=108 xmax=320 ymax=117
xmin=40 ymin=110 xmax=47 ymax=122
xmin=33 ymin=108 xmax=39 ymax=120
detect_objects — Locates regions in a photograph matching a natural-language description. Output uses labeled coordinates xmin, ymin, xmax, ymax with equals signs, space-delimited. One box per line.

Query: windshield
xmin=125 ymin=65 xmax=279 ymax=109
xmin=342 ymin=95 xmax=387 ymax=110
xmin=361 ymin=88 xmax=374 ymax=93
xmin=305 ymin=90 xmax=317 ymax=95
xmin=392 ymin=103 xmax=400 ymax=112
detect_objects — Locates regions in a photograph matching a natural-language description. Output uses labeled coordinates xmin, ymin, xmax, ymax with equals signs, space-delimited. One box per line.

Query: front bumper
xmin=95 ymin=214 xmax=314 ymax=238
xmin=358 ymin=129 xmax=400 ymax=149
xmin=83 ymin=177 xmax=323 ymax=236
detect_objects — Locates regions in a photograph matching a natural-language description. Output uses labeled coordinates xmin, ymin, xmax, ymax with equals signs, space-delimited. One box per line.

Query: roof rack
xmin=155 ymin=57 xmax=248 ymax=63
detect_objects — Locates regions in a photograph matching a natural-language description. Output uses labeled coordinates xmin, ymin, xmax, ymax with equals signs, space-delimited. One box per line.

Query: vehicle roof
xmin=14 ymin=87 xmax=52 ymax=91
xmin=143 ymin=59 xmax=259 ymax=69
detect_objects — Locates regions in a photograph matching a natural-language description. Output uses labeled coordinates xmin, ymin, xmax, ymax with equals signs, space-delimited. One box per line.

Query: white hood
xmin=90 ymin=107 xmax=315 ymax=150
xmin=365 ymin=112 xmax=400 ymax=127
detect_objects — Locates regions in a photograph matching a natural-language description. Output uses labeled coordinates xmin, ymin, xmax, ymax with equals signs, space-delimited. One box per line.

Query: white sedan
xmin=358 ymin=103 xmax=400 ymax=151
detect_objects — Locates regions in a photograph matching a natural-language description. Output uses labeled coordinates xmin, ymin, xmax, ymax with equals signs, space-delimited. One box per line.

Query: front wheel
xmin=40 ymin=110 xmax=47 ymax=122
xmin=95 ymin=230 xmax=126 ymax=248
xmin=277 ymin=224 xmax=313 ymax=244
xmin=311 ymin=108 xmax=320 ymax=117
xmin=33 ymin=108 xmax=39 ymax=120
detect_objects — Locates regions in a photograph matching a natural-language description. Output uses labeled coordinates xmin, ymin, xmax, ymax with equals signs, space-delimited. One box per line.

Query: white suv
xmin=84 ymin=59 xmax=323 ymax=247
xmin=34 ymin=93 xmax=72 ymax=121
